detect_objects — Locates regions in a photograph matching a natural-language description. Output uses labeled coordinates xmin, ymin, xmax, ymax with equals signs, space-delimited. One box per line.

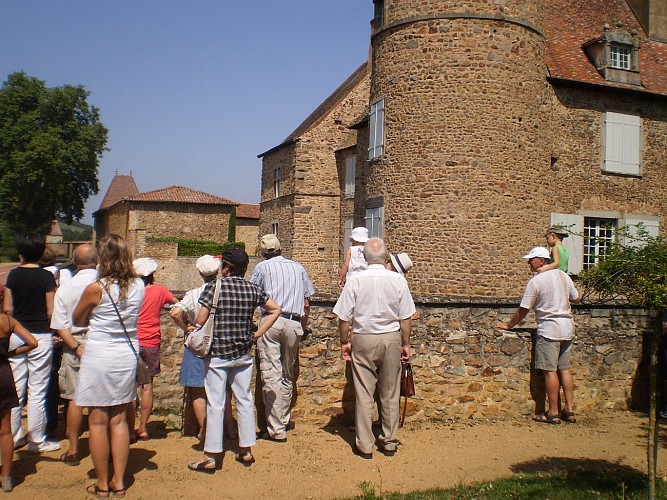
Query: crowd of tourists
xmin=0 ymin=225 xmax=580 ymax=495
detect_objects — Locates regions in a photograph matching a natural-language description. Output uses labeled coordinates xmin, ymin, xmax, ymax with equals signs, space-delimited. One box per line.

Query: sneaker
xmin=13 ymin=437 xmax=27 ymax=450
xmin=28 ymin=440 xmax=61 ymax=454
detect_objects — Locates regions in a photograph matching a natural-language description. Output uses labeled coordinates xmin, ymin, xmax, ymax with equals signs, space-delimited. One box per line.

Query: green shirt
xmin=554 ymin=244 xmax=569 ymax=273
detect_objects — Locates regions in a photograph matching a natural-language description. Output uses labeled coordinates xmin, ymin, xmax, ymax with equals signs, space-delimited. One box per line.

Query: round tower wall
xmin=368 ymin=1 xmax=550 ymax=298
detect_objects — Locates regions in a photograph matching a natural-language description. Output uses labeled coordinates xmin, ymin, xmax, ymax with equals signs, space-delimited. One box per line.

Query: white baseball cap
xmin=522 ymin=247 xmax=550 ymax=260
xmin=133 ymin=257 xmax=159 ymax=277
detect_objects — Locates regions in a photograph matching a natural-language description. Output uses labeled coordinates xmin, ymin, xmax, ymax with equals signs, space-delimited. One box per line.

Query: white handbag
xmin=185 ymin=279 xmax=221 ymax=358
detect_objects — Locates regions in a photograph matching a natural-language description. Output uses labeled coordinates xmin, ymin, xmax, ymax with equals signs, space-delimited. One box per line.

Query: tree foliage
xmin=0 ymin=72 xmax=108 ymax=232
xmin=578 ymin=225 xmax=667 ymax=310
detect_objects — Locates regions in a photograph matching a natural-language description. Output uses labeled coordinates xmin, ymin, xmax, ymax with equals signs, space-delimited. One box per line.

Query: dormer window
xmin=582 ymin=26 xmax=640 ymax=86
xmin=610 ymin=44 xmax=631 ymax=70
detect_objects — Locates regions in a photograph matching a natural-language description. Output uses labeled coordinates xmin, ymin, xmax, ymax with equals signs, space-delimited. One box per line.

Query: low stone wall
xmin=152 ymin=299 xmax=652 ymax=426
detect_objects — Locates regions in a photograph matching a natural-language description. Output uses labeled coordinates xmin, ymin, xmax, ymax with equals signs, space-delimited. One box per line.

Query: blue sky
xmin=1 ymin=1 xmax=371 ymax=224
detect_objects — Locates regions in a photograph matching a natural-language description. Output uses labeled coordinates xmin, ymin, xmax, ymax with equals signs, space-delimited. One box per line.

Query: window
xmin=343 ymin=218 xmax=353 ymax=252
xmin=365 ymin=207 xmax=384 ymax=239
xmin=273 ymin=167 xmax=281 ymax=198
xmin=551 ymin=212 xmax=659 ymax=274
xmin=610 ymin=45 xmax=631 ymax=70
xmin=368 ymin=99 xmax=385 ymax=161
xmin=583 ymin=218 xmax=616 ymax=270
xmin=271 ymin=221 xmax=278 ymax=236
xmin=373 ymin=0 xmax=384 ymax=29
xmin=344 ymin=155 xmax=356 ymax=198
xmin=602 ymin=112 xmax=642 ymax=175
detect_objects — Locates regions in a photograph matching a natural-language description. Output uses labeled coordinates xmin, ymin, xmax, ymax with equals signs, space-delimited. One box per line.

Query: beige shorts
xmin=59 ymin=336 xmax=86 ymax=400
xmin=534 ymin=336 xmax=573 ymax=372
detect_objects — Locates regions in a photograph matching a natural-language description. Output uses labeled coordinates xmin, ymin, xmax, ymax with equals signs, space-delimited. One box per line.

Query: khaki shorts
xmin=534 ymin=336 xmax=573 ymax=372
xmin=59 ymin=336 xmax=85 ymax=400
xmin=139 ymin=346 xmax=161 ymax=377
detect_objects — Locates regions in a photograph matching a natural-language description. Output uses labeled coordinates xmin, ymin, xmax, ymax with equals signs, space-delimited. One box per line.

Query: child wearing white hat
xmin=337 ymin=227 xmax=369 ymax=289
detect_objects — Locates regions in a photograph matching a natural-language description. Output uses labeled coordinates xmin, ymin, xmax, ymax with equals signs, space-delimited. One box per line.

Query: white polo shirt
xmin=50 ymin=268 xmax=98 ymax=334
xmin=519 ymin=269 xmax=578 ymax=340
xmin=333 ymin=264 xmax=416 ymax=334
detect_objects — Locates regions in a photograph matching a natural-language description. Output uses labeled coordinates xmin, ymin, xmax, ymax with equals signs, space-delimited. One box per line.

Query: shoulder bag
xmin=101 ymin=280 xmax=152 ymax=386
xmin=185 ymin=278 xmax=221 ymax=358
xmin=399 ymin=361 xmax=415 ymax=427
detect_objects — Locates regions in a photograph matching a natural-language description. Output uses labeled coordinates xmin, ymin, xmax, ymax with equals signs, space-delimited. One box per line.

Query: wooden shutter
xmin=551 ymin=213 xmax=584 ymax=275
xmin=621 ymin=215 xmax=661 ymax=247
xmin=604 ymin=112 xmax=641 ymax=175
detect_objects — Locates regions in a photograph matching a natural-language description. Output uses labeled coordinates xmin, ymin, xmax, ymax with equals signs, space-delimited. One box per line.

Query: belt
xmin=280 ymin=312 xmax=302 ymax=322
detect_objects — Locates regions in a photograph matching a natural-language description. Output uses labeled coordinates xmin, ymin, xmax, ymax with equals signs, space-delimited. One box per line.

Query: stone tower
xmin=366 ymin=1 xmax=550 ymax=298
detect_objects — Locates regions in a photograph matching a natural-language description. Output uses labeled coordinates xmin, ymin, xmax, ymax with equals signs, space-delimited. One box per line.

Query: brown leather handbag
xmin=400 ymin=362 xmax=415 ymax=427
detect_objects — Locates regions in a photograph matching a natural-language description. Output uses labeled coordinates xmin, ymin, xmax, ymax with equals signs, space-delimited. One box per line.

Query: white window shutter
xmin=621 ymin=216 xmax=661 ymax=247
xmin=551 ymin=213 xmax=584 ymax=275
xmin=604 ymin=112 xmax=640 ymax=175
xmin=345 ymin=156 xmax=356 ymax=197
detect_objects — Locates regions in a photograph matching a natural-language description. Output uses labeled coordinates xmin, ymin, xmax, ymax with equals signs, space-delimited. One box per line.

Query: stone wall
xmin=152 ymin=300 xmax=652 ymax=426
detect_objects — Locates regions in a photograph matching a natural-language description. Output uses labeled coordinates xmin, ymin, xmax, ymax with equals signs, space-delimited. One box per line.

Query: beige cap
xmin=133 ymin=257 xmax=158 ymax=277
xmin=195 ymin=255 xmax=221 ymax=275
xmin=260 ymin=234 xmax=281 ymax=254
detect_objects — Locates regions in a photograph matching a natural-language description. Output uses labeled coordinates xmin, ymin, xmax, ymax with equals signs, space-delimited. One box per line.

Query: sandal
xmin=136 ymin=431 xmax=149 ymax=441
xmin=60 ymin=452 xmax=80 ymax=466
xmin=86 ymin=484 xmax=110 ymax=498
xmin=235 ymin=452 xmax=255 ymax=467
xmin=532 ymin=412 xmax=561 ymax=425
xmin=187 ymin=457 xmax=216 ymax=472
xmin=560 ymin=411 xmax=577 ymax=423
xmin=110 ymin=486 xmax=127 ymax=498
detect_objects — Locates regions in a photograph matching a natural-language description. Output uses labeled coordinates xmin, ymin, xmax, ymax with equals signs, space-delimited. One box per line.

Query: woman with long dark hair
xmin=73 ymin=234 xmax=144 ymax=497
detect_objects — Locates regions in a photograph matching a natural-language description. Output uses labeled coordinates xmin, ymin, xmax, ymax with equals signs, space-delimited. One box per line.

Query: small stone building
xmin=94 ymin=175 xmax=260 ymax=292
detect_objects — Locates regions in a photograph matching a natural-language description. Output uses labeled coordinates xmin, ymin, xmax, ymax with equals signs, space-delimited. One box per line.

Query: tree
xmin=578 ymin=225 xmax=667 ymax=499
xmin=228 ymin=207 xmax=237 ymax=242
xmin=0 ymin=72 xmax=108 ymax=232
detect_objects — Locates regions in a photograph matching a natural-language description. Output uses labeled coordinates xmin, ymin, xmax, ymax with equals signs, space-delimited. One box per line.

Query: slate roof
xmin=545 ymin=0 xmax=667 ymax=96
xmin=98 ymin=175 xmax=139 ymax=211
xmin=258 ymin=62 xmax=370 ymax=157
xmin=236 ymin=203 xmax=260 ymax=219
xmin=126 ymin=185 xmax=237 ymax=206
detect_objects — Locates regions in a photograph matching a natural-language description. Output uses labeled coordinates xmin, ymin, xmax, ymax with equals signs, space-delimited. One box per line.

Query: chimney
xmin=626 ymin=0 xmax=667 ymax=42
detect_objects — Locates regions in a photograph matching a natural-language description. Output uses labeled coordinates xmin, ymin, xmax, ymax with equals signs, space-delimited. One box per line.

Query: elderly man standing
xmin=496 ymin=246 xmax=580 ymax=424
xmin=50 ymin=243 xmax=98 ymax=464
xmin=251 ymin=234 xmax=315 ymax=442
xmin=333 ymin=237 xmax=415 ymax=459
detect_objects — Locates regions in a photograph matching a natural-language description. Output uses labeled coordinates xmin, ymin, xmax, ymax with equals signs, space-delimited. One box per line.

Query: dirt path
xmin=9 ymin=410 xmax=666 ymax=499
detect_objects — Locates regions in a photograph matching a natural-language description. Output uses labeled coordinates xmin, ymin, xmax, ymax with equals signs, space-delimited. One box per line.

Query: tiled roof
xmin=545 ymin=0 xmax=667 ymax=96
xmin=98 ymin=175 xmax=139 ymax=211
xmin=258 ymin=62 xmax=370 ymax=157
xmin=126 ymin=185 xmax=237 ymax=206
xmin=236 ymin=203 xmax=260 ymax=219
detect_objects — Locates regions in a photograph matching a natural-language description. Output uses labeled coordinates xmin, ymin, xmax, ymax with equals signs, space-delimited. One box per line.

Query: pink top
xmin=137 ymin=284 xmax=174 ymax=347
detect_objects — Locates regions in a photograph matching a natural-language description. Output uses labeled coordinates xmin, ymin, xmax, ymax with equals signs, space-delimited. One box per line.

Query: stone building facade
xmin=248 ymin=0 xmax=667 ymax=420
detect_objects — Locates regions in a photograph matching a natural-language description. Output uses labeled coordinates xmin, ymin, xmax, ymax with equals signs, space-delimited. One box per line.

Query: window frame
xmin=273 ymin=167 xmax=281 ymax=198
xmin=365 ymin=206 xmax=384 ymax=239
xmin=271 ymin=221 xmax=279 ymax=236
xmin=344 ymin=155 xmax=356 ymax=199
xmin=610 ymin=44 xmax=631 ymax=70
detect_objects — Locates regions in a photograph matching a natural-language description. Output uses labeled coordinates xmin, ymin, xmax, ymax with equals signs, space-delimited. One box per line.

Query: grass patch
xmin=353 ymin=468 xmax=667 ymax=499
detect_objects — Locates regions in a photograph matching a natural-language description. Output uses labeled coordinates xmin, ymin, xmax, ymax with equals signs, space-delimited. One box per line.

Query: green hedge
xmin=146 ymin=237 xmax=245 ymax=257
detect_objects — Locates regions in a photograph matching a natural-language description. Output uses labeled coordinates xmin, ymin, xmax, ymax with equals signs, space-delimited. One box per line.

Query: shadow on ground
xmin=511 ymin=457 xmax=646 ymax=493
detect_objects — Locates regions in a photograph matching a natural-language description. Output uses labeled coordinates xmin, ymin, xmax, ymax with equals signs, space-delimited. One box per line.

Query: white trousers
xmin=9 ymin=333 xmax=54 ymax=445
xmin=203 ymin=355 xmax=256 ymax=454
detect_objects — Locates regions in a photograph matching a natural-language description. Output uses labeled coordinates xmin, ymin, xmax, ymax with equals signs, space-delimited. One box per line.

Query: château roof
xmin=126 ymin=185 xmax=237 ymax=206
xmin=545 ymin=0 xmax=667 ymax=96
xmin=258 ymin=62 xmax=370 ymax=157
xmin=236 ymin=203 xmax=260 ymax=219
xmin=98 ymin=175 xmax=139 ymax=211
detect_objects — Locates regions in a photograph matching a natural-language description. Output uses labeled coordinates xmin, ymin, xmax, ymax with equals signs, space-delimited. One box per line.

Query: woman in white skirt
xmin=73 ymin=235 xmax=144 ymax=498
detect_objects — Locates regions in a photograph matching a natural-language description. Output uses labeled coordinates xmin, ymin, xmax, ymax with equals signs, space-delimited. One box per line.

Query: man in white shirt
xmin=50 ymin=243 xmax=98 ymax=464
xmin=496 ymin=246 xmax=580 ymax=425
xmin=333 ymin=238 xmax=415 ymax=459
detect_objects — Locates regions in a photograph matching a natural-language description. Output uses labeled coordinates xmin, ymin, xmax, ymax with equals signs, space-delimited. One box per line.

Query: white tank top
xmin=347 ymin=246 xmax=367 ymax=276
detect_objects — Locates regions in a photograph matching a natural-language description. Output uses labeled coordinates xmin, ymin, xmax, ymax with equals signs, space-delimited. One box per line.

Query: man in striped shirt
xmin=251 ymin=234 xmax=315 ymax=442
